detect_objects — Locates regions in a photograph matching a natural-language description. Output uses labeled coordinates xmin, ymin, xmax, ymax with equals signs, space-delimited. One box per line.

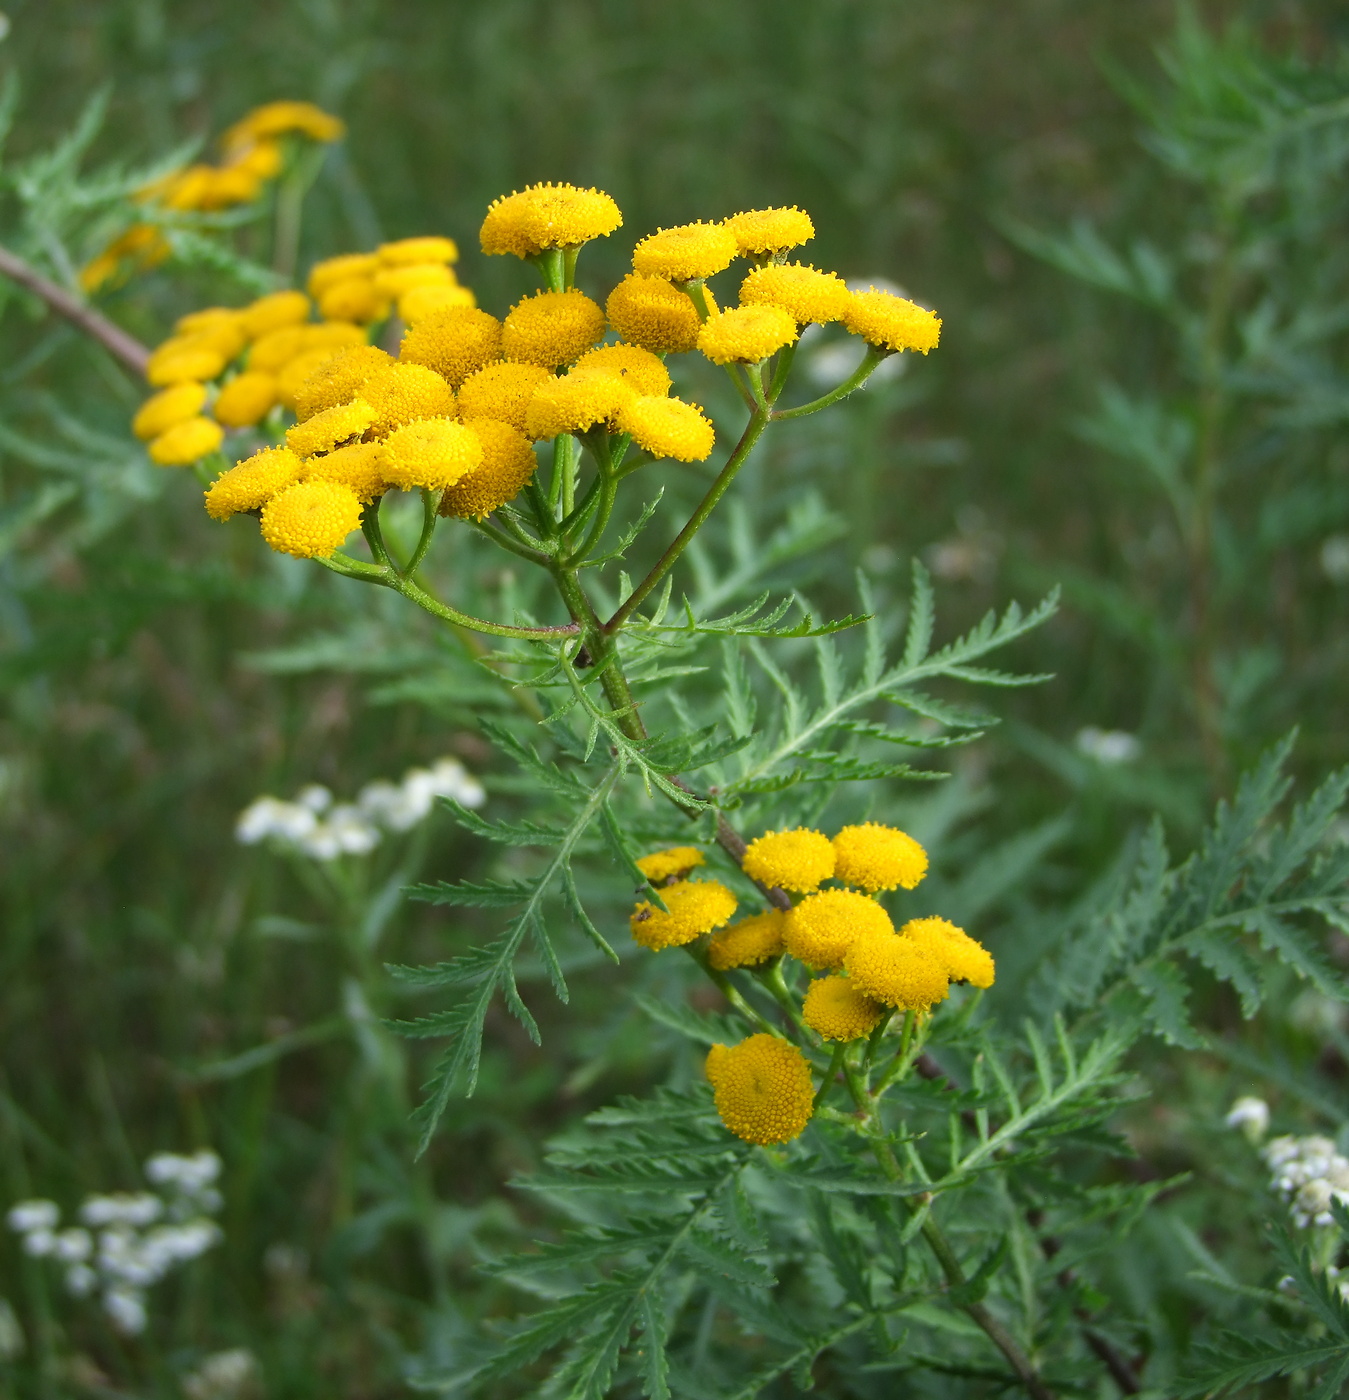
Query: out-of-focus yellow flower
xmin=241 ymin=290 xmax=311 ymax=339
xmin=221 ymin=101 xmax=345 ymax=154
xmin=213 ymin=371 xmax=278 ymax=428
xmin=204 ymin=446 xmax=303 ymax=521
xmin=249 ymin=325 xmax=309 ymax=373
xmin=740 ymin=263 xmax=850 ymax=326
xmin=616 ymin=395 xmax=715 ymax=462
xmin=148 ymin=416 xmax=223 ymax=466
xmin=284 ymin=399 xmax=376 ymax=457
xmin=399 ymin=283 xmax=477 ymax=324
xmin=259 ymin=480 xmax=363 ymax=558
xmin=480 ymin=183 xmax=622 ymax=259
xmin=842 ymin=288 xmax=942 ymax=355
xmin=524 ymin=371 xmax=634 ymax=441
xmin=439 ymin=419 xmax=539 ymax=520
xmin=707 ymin=910 xmax=785 ymax=971
xmin=400 ymin=307 xmax=503 ymax=388
xmin=605 ymin=273 xmax=702 ymax=354
xmin=377 ymin=419 xmax=482 ymax=491
xmin=303 ymin=321 xmax=367 ymax=353
xmin=361 ymin=363 xmax=456 ymax=435
xmin=630 ymin=879 xmax=737 ymax=951
xmin=832 ymin=823 xmax=928 ymax=893
xmin=317 ymin=277 xmax=389 ymax=325
xmin=301 ymin=441 xmax=387 ymax=503
xmin=705 ymin=1035 xmax=813 ymax=1145
xmin=293 ymin=344 xmax=394 ymax=420
xmin=501 ymin=290 xmax=606 ymax=369
xmin=372 ymin=262 xmax=454 ymax=299
xmin=696 ymin=304 xmax=797 ymax=365
xmin=742 ymin=828 xmax=836 ymax=893
xmin=801 ymin=975 xmax=886 ymax=1042
xmin=844 ymin=930 xmax=950 ymax=1011
xmin=226 ymin=141 xmax=284 ymax=181
xmin=276 ymin=348 xmax=346 ymax=412
xmin=80 ymin=224 xmax=170 ymax=293
xmin=146 ymin=342 xmax=227 ymax=387
xmin=632 ymin=222 xmax=738 ymax=282
xmin=901 ymin=916 xmax=995 ymax=989
xmin=176 ymin=306 xmax=243 ymax=338
xmin=377 ymin=235 xmax=459 ymax=266
xmin=133 ymin=382 xmax=208 ymax=441
xmin=455 ymin=361 xmax=552 ymax=433
xmin=307 ymin=253 xmax=379 ymax=298
xmin=724 ymin=207 xmax=815 ymax=258
xmin=636 ymin=847 xmax=705 ymax=883
xmin=783 ymin=888 xmax=893 ymax=972
xmin=571 ymin=344 xmax=671 ymax=398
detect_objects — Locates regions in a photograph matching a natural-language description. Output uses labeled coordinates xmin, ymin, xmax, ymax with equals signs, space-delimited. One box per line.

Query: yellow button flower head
xmin=133 ymin=382 xmax=207 ymax=440
xmin=605 ymin=273 xmax=702 ymax=355
xmin=303 ymin=321 xmax=367 ymax=353
xmin=146 ymin=342 xmax=227 ymax=387
xmin=845 ymin=930 xmax=950 ymax=1011
xmin=635 ymin=846 xmax=705 ymax=883
xmin=456 ymin=361 xmax=552 ymax=433
xmin=842 ymin=288 xmax=942 ymax=355
xmin=572 ymin=343 xmax=672 ymax=397
xmin=740 ymin=263 xmax=850 ymax=326
xmin=832 ymin=822 xmax=928 ymax=893
xmin=373 ymin=262 xmax=453 ymax=299
xmin=502 ymin=290 xmax=606 ymax=369
xmin=294 ymin=344 xmax=394 ymax=420
xmin=400 ymin=283 xmax=477 ymax=324
xmin=524 ymin=372 xmax=635 ymax=441
xmin=697 ymin=304 xmax=798 ymax=365
xmin=302 ymin=441 xmax=387 ymax=503
xmin=226 ymin=141 xmax=284 ymax=182
xmin=318 ymin=277 xmax=390 ymax=325
xmin=724 ymin=207 xmax=815 ymax=258
xmin=213 ymin=371 xmax=278 ymax=428
xmin=307 ymin=253 xmax=379 ymax=298
xmin=222 ymin=101 xmax=345 ymax=151
xmin=285 ymin=399 xmax=377 ymax=458
xmin=185 ymin=316 xmax=248 ymax=361
xmin=901 ymin=916 xmax=995 ymax=989
xmin=240 ymin=290 xmax=311 ymax=339
xmin=277 ymin=348 xmax=346 ymax=412
xmin=801 ymin=976 xmax=886 ymax=1042
xmin=377 ymin=419 xmax=482 ymax=491
xmin=632 ymin=222 xmax=738 ymax=282
xmin=707 ymin=910 xmax=785 ymax=971
xmin=149 ymin=416 xmax=223 ymax=466
xmin=629 ymin=878 xmax=737 ymax=951
xmin=439 ymin=419 xmax=539 ymax=520
xmin=249 ymin=325 xmax=309 ymax=373
xmin=480 ymin=183 xmax=622 ymax=258
xmin=617 ymin=396 xmax=716 ymax=462
xmin=705 ymin=1035 xmax=813 ymax=1145
xmin=176 ymin=306 xmax=242 ymax=338
xmin=377 ymin=236 xmax=459 ymax=266
xmin=400 ymin=306 xmax=504 ymax=388
xmin=361 ymin=363 xmax=456 ymax=435
xmin=743 ymin=828 xmax=836 ymax=894
xmin=204 ymin=446 xmax=303 ymax=521
xmin=783 ymin=888 xmax=893 ymax=972
xmin=259 ymin=480 xmax=363 ymax=558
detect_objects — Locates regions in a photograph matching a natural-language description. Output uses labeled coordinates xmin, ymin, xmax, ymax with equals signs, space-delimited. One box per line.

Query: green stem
xmin=362 ymin=503 xmax=392 ymax=567
xmin=766 ymin=339 xmax=799 ymax=401
xmin=532 ymin=247 xmax=565 ymax=292
xmin=403 ymin=488 xmax=442 ymax=578
xmin=472 ymin=517 xmax=551 ymax=566
xmin=815 ymin=1042 xmax=847 ymax=1110
xmin=396 ymin=572 xmax=580 ymax=641
xmin=772 ymin=344 xmax=887 ymax=420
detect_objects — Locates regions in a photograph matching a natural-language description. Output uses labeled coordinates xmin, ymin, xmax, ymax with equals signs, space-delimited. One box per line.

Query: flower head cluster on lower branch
xmin=630 ymin=823 xmax=995 ymax=1145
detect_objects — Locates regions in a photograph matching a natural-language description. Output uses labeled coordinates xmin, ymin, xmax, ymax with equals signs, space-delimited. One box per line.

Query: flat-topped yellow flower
xmin=307 ymin=253 xmax=379 ymax=298
xmin=802 ymin=976 xmax=886 ymax=1042
xmin=844 ymin=930 xmax=949 ymax=1011
xmin=148 ymin=416 xmax=223 ymax=466
xmin=294 ymin=345 xmax=395 ymax=420
xmin=502 ymin=290 xmax=606 ymax=369
xmin=303 ymin=322 xmax=367 ymax=354
xmin=146 ymin=342 xmax=226 ymax=387
xmin=705 ymin=1035 xmax=813 ymax=1145
xmin=204 ymin=446 xmax=303 ymax=521
xmin=833 ymin=822 xmax=928 ymax=893
xmin=783 ymin=888 xmax=892 ymax=972
xmin=901 ymin=916 xmax=995 ymax=989
xmin=259 ymin=480 xmax=363 ymax=558
xmin=725 ymin=207 xmax=815 ymax=258
xmin=456 ymin=361 xmax=553 ymax=433
xmin=481 ymin=183 xmax=622 ymax=258
xmin=605 ymin=273 xmax=702 ymax=354
xmin=377 ymin=235 xmax=458 ymax=266
xmin=176 ymin=306 xmax=243 ymax=338
xmin=571 ymin=344 xmax=671 ymax=398
xmin=277 ymin=348 xmax=346 ymax=412
xmin=213 ymin=372 xmax=278 ymax=428
xmin=636 ymin=847 xmax=705 ymax=883
xmin=697 ymin=304 xmax=797 ymax=365
xmin=629 ymin=878 xmax=737 ymax=951
xmin=377 ymin=418 xmax=482 ymax=491
xmin=240 ymin=290 xmax=311 ymax=339
xmin=617 ymin=396 xmax=715 ymax=462
xmin=742 ymin=828 xmax=835 ymax=893
xmin=302 ymin=441 xmax=387 ymax=503
xmin=400 ymin=307 xmax=503 ymax=388
xmin=221 ymin=100 xmax=344 ymax=152
xmin=525 ymin=372 xmax=635 ymax=441
xmin=843 ymin=288 xmax=942 ymax=355
xmin=248 ymin=325 xmax=309 ymax=373
xmin=707 ymin=910 xmax=785 ymax=971
xmin=133 ymin=382 xmax=207 ymax=440
xmin=361 ymin=363 xmax=456 ymax=435
xmin=373 ymin=262 xmax=454 ymax=298
xmin=400 ymin=283 xmax=477 ymax=324
xmin=285 ymin=399 xmax=377 ymax=458
xmin=740 ymin=263 xmax=850 ymax=326
xmin=317 ymin=276 xmax=389 ymax=325
xmin=439 ymin=419 xmax=539 ymax=520
xmin=633 ymin=222 xmax=738 ymax=282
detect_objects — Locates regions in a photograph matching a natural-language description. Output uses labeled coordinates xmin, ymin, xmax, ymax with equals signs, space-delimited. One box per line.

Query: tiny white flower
xmin=295 ymin=784 xmax=333 ymax=814
xmin=1225 ymin=1096 xmax=1270 ymax=1141
xmin=51 ymin=1228 xmax=92 ymax=1263
xmin=21 ymin=1228 xmax=55 ymax=1258
xmin=103 ymin=1284 xmax=148 ymax=1336
xmin=325 ymin=804 xmax=381 ymax=855
xmin=1075 ymin=727 xmax=1141 ymax=765
xmin=184 ymin=1348 xmax=257 ymax=1400
xmin=1321 ymin=534 xmax=1349 ymax=584
xmin=65 ymin=1262 xmax=97 ymax=1297
xmin=6 ymin=1199 xmax=59 ymax=1233
xmin=81 ymin=1192 xmax=162 ymax=1228
xmin=427 ymin=757 xmax=485 ymax=809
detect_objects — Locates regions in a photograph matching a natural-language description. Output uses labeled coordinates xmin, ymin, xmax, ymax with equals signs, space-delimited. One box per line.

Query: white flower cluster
xmin=6 ymin=1150 xmax=224 ymax=1335
xmin=1075 ymin=727 xmax=1141 ymax=765
xmin=235 ymin=758 xmax=485 ymax=861
xmin=1263 ymin=1134 xmax=1349 ymax=1229
xmin=183 ymin=1347 xmax=258 ymax=1400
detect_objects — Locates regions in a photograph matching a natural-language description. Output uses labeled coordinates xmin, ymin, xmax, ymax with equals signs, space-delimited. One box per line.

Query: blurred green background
xmin=2 ymin=0 xmax=1348 ymax=1394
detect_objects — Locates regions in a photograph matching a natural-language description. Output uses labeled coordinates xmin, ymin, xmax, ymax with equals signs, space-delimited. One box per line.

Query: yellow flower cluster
xmin=309 ymin=237 xmax=470 ymax=326
xmin=629 ymin=879 xmax=737 ymax=951
xmin=82 ymin=101 xmax=344 ymax=293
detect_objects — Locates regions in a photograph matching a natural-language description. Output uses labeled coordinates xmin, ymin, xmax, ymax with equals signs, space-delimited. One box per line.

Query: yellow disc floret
xmin=501 ymin=289 xmax=606 ymax=369
xmin=707 ymin=910 xmax=785 ymax=971
xmin=302 ymin=441 xmax=387 ymax=503
xmin=480 ymin=183 xmax=623 ymax=258
xmin=697 ymin=304 xmax=798 ymax=365
xmin=399 ymin=307 xmax=503 ymax=388
xmin=705 ymin=1035 xmax=813 ymax=1145
xmin=259 ymin=480 xmax=363 ymax=558
xmin=240 ymin=290 xmax=311 ymax=339
xmin=376 ymin=418 xmax=482 ymax=491
xmin=740 ymin=263 xmax=850 ymax=326
xmin=724 ymin=207 xmax=815 ymax=258
xmin=605 ymin=273 xmax=702 ymax=355
xmin=844 ymin=930 xmax=950 ymax=1011
xmin=524 ymin=372 xmax=634 ymax=440
xmin=629 ymin=879 xmax=737 ymax=951
xmin=439 ymin=419 xmax=539 ymax=519
xmin=377 ymin=236 xmax=459 ymax=266
xmin=842 ymin=288 xmax=942 ymax=355
xmin=617 ymin=396 xmax=716 ymax=462
xmin=635 ymin=847 xmax=705 ymax=883
xmin=276 ymin=348 xmax=345 ymax=412
xmin=571 ymin=344 xmax=672 ymax=397
xmin=632 ymin=222 xmax=738 ymax=282
xmin=148 ymin=416 xmax=223 ymax=466
xmin=360 ymin=363 xmax=456 ymax=435
xmin=783 ymin=888 xmax=893 ymax=972
xmin=901 ymin=916 xmax=995 ymax=989
xmin=456 ymin=361 xmax=553 ymax=433
xmin=204 ymin=446 xmax=303 ymax=521
xmin=801 ymin=976 xmax=886 ymax=1042
xmin=133 ymin=382 xmax=207 ymax=440
xmin=285 ymin=399 xmax=377 ymax=457
xmin=742 ymin=828 xmax=836 ymax=894
xmin=293 ymin=345 xmax=394 ymax=420
xmin=833 ymin=822 xmax=928 ymax=893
